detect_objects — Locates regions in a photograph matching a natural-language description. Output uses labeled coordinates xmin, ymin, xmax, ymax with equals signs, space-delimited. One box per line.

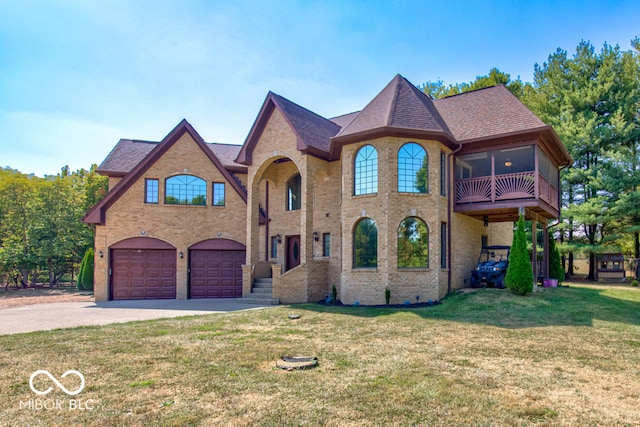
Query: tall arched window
xmin=354 ymin=145 xmax=378 ymax=195
xmin=353 ymin=218 xmax=377 ymax=268
xmin=286 ymin=173 xmax=301 ymax=211
xmin=398 ymin=143 xmax=428 ymax=193
xmin=165 ymin=175 xmax=206 ymax=205
xmin=397 ymin=217 xmax=429 ymax=268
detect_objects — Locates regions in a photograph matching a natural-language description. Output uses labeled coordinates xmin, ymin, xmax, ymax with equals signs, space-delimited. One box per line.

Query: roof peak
xmin=332 ymin=74 xmax=453 ymax=142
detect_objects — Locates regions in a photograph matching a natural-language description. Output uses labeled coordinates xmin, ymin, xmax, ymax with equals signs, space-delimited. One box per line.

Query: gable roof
xmin=98 ymin=139 xmax=246 ymax=177
xmin=235 ymin=92 xmax=341 ymax=164
xmin=329 ymin=74 xmax=457 ymax=154
xmin=83 ymin=119 xmax=248 ymax=225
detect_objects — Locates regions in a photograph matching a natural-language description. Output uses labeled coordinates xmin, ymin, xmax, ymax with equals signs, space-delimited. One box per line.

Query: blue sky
xmin=1 ymin=0 xmax=638 ymax=176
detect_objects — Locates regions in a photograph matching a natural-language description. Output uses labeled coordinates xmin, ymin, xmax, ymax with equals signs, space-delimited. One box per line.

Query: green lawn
xmin=2 ymin=283 xmax=640 ymax=426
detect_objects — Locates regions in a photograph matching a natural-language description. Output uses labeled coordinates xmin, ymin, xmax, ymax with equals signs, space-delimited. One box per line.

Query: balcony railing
xmin=455 ymin=171 xmax=559 ymax=212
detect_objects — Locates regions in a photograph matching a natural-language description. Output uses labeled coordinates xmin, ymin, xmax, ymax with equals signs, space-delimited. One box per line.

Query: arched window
xmin=398 ymin=143 xmax=428 ymax=193
xmin=354 ymin=145 xmax=378 ymax=195
xmin=286 ymin=173 xmax=301 ymax=211
xmin=353 ymin=218 xmax=377 ymax=268
xmin=165 ymin=175 xmax=206 ymax=205
xmin=397 ymin=217 xmax=429 ymax=268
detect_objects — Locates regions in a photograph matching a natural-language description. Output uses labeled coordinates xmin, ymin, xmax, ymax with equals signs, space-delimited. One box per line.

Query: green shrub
xmin=332 ymin=285 xmax=337 ymax=304
xmin=548 ymin=233 xmax=565 ymax=283
xmin=505 ymin=215 xmax=534 ymax=295
xmin=385 ymin=288 xmax=391 ymax=306
xmin=78 ymin=248 xmax=94 ymax=291
xmin=632 ymin=280 xmax=638 ymax=287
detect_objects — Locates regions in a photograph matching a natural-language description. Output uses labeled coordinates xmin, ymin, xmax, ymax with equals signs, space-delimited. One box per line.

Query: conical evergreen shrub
xmin=548 ymin=232 xmax=565 ymax=283
xmin=78 ymin=248 xmax=94 ymax=291
xmin=505 ymin=215 xmax=533 ymax=295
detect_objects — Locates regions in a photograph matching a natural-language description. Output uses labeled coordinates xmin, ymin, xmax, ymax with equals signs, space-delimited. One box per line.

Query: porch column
xmin=543 ymin=226 xmax=549 ymax=279
xmin=531 ymin=218 xmax=537 ymax=283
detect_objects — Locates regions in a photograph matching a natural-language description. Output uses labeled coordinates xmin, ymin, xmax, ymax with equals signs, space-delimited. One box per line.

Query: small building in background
xmin=596 ymin=253 xmax=625 ymax=282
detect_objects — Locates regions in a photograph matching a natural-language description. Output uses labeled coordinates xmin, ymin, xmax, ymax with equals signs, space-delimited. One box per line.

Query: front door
xmin=286 ymin=235 xmax=301 ymax=271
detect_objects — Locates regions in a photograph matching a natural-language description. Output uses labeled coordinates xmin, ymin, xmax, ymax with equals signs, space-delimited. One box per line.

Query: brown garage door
xmin=111 ymin=249 xmax=176 ymax=300
xmin=189 ymin=250 xmax=244 ymax=298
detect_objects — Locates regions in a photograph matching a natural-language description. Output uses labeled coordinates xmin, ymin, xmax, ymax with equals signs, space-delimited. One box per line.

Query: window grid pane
xmin=287 ymin=174 xmax=301 ymax=211
xmin=354 ymin=218 xmax=377 ymax=267
xmin=165 ymin=175 xmax=206 ymax=205
xmin=145 ymin=179 xmax=158 ymax=204
xmin=440 ymin=151 xmax=446 ymax=196
xmin=213 ymin=182 xmax=225 ymax=206
xmin=322 ymin=233 xmax=330 ymax=257
xmin=397 ymin=217 xmax=429 ymax=268
xmin=398 ymin=143 xmax=427 ymax=193
xmin=440 ymin=222 xmax=447 ymax=268
xmin=355 ymin=145 xmax=378 ymax=195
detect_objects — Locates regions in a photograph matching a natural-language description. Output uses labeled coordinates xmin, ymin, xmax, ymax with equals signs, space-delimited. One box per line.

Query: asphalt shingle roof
xmin=433 ymin=85 xmax=547 ymax=142
xmin=270 ymin=92 xmax=341 ymax=153
xmin=334 ymin=74 xmax=452 ymax=139
xmin=98 ymin=140 xmax=245 ymax=175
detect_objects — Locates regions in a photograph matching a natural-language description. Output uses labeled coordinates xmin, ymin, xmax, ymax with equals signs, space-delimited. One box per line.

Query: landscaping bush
xmin=548 ymin=232 xmax=565 ymax=283
xmin=78 ymin=248 xmax=94 ymax=291
xmin=505 ymin=215 xmax=533 ymax=295
xmin=632 ymin=280 xmax=638 ymax=287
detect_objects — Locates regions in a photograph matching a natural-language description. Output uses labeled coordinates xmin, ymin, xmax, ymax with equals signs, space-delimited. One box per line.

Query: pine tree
xmin=505 ymin=216 xmax=534 ymax=295
xmin=548 ymin=232 xmax=565 ymax=283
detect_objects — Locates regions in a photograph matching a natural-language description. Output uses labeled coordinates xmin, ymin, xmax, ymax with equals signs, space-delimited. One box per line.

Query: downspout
xmin=264 ymin=181 xmax=269 ymax=262
xmin=447 ymin=143 xmax=463 ymax=294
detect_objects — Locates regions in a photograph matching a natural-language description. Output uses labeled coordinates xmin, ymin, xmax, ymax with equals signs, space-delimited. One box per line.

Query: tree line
xmin=0 ymin=166 xmax=107 ymax=287
xmin=422 ymin=37 xmax=640 ymax=279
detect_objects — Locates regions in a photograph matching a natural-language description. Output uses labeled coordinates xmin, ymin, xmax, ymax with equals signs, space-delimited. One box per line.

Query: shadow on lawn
xmin=294 ymin=285 xmax=640 ymax=329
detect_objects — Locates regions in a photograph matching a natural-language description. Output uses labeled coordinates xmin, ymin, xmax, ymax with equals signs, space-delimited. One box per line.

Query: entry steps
xmin=243 ymin=277 xmax=279 ymax=305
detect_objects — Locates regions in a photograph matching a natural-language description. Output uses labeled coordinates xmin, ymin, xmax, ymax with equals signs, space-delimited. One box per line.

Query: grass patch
xmin=1 ymin=283 xmax=640 ymax=425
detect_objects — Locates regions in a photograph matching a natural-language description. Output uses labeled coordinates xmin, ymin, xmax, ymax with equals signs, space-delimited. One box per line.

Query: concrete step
xmin=243 ymin=296 xmax=280 ymax=305
xmin=251 ymin=287 xmax=272 ymax=294
xmin=252 ymin=282 xmax=273 ymax=289
xmin=254 ymin=277 xmax=273 ymax=284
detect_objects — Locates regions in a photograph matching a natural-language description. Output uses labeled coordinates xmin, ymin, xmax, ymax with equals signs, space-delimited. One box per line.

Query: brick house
xmin=83 ymin=74 xmax=571 ymax=305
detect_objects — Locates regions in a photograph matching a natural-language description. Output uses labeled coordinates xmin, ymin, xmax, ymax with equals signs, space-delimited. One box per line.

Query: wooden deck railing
xmin=455 ymin=172 xmax=538 ymax=204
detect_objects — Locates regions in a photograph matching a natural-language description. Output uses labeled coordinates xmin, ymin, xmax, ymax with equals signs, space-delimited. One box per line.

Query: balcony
xmin=454 ymin=145 xmax=561 ymax=222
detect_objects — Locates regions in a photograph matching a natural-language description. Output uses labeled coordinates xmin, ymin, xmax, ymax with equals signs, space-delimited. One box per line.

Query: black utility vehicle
xmin=470 ymin=245 xmax=510 ymax=288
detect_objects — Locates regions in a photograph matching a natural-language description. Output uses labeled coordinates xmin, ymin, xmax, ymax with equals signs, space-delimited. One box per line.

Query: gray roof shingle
xmin=334 ymin=74 xmax=452 ymax=139
xmin=98 ymin=139 xmax=245 ymax=175
xmin=270 ymin=93 xmax=340 ymax=154
xmin=433 ymin=85 xmax=547 ymax=142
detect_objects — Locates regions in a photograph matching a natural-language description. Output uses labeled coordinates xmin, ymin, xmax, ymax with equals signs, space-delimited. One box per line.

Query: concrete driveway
xmin=0 ymin=299 xmax=272 ymax=335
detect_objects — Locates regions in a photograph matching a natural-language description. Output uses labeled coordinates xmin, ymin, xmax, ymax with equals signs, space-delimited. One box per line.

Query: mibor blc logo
xmin=29 ymin=370 xmax=85 ymax=396
xmin=21 ymin=370 xmax=94 ymax=411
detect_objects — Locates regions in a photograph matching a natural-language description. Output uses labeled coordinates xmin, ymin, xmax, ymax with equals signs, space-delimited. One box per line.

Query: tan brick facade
xmin=243 ymin=113 xmax=513 ymax=305
xmin=93 ymin=132 xmax=247 ymax=301
xmin=88 ymin=75 xmax=564 ymax=305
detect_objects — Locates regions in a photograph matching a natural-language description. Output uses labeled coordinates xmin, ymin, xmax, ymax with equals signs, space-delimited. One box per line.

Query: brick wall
xmin=93 ymin=132 xmax=247 ymax=301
